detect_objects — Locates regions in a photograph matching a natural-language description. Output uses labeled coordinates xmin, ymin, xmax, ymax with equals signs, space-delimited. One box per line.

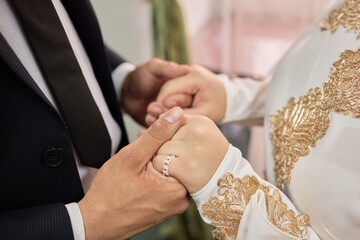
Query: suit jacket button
xmin=43 ymin=148 xmax=64 ymax=167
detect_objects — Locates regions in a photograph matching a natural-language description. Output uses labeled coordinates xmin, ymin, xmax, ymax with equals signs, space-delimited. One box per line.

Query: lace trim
xmin=269 ymin=48 xmax=360 ymax=188
xmin=202 ymin=173 xmax=309 ymax=239
xmin=317 ymin=0 xmax=360 ymax=39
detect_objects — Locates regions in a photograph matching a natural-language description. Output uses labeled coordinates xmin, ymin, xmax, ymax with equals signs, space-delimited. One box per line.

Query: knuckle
xmin=179 ymin=198 xmax=191 ymax=214
xmin=173 ymin=185 xmax=188 ymax=200
xmin=149 ymin=121 xmax=171 ymax=141
xmin=193 ymin=125 xmax=207 ymax=139
xmin=173 ymin=196 xmax=190 ymax=215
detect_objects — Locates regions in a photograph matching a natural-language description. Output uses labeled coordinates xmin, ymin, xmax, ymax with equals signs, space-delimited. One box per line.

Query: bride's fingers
xmin=152 ymin=154 xmax=183 ymax=180
xmin=145 ymin=160 xmax=181 ymax=184
xmin=163 ymin=93 xmax=193 ymax=109
xmin=137 ymin=129 xmax=146 ymax=138
xmin=145 ymin=113 xmax=158 ymax=126
xmin=147 ymin=102 xmax=165 ymax=117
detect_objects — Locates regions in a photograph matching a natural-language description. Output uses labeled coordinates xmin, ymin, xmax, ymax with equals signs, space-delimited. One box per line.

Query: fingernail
xmin=164 ymin=107 xmax=183 ymax=123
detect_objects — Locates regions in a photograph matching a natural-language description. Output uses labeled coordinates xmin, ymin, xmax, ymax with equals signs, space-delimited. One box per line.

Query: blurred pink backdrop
xmin=179 ymin=0 xmax=336 ymax=177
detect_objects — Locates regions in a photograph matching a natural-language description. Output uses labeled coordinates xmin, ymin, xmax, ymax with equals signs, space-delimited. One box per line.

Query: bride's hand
xmin=145 ymin=65 xmax=227 ymax=126
xmin=152 ymin=114 xmax=229 ymax=194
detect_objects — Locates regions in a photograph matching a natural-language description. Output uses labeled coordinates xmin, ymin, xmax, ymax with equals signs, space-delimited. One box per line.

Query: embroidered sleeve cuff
xmin=65 ymin=203 xmax=85 ymax=240
xmin=112 ymin=62 xmax=136 ymax=100
xmin=190 ymin=144 xmax=318 ymax=239
xmin=191 ymin=144 xmax=240 ymax=223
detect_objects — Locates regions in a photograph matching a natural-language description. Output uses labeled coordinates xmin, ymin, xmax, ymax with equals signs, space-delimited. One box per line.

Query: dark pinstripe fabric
xmin=0 ymin=0 xmax=128 ymax=239
xmin=0 ymin=34 xmax=56 ymax=111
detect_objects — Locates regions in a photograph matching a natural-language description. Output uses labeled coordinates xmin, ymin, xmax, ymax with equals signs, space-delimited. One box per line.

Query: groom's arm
xmin=104 ymin=46 xmax=126 ymax=71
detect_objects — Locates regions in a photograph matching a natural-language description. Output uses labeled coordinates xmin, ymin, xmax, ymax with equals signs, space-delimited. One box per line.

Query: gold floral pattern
xmin=323 ymin=49 xmax=360 ymax=117
xmin=202 ymin=173 xmax=310 ymax=239
xmin=269 ymin=48 xmax=360 ymax=188
xmin=269 ymin=88 xmax=331 ymax=188
xmin=318 ymin=0 xmax=360 ymax=39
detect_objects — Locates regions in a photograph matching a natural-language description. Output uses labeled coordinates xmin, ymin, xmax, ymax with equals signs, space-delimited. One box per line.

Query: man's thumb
xmin=133 ymin=107 xmax=185 ymax=169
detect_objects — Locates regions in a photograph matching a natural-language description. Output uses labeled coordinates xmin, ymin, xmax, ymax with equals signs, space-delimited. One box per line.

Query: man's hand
xmin=78 ymin=107 xmax=190 ymax=240
xmin=152 ymin=115 xmax=229 ymax=194
xmin=121 ymin=58 xmax=190 ymax=126
xmin=146 ymin=64 xmax=226 ymax=126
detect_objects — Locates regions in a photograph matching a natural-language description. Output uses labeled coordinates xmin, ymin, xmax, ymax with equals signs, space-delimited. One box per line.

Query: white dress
xmin=191 ymin=0 xmax=360 ymax=239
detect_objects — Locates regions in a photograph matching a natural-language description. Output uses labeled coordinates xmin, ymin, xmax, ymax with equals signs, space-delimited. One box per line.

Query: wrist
xmin=79 ymin=196 xmax=136 ymax=240
xmin=78 ymin=198 xmax=117 ymax=240
xmin=78 ymin=198 xmax=100 ymax=240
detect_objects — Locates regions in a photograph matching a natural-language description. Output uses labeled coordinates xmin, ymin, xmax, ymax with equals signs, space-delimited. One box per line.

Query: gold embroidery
xmin=202 ymin=173 xmax=309 ymax=239
xmin=323 ymin=49 xmax=360 ymax=117
xmin=269 ymin=48 xmax=360 ymax=188
xmin=317 ymin=0 xmax=360 ymax=39
xmin=269 ymin=88 xmax=330 ymax=188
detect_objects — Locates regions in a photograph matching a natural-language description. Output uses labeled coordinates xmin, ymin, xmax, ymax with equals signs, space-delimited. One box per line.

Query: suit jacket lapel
xmin=0 ymin=33 xmax=57 ymax=111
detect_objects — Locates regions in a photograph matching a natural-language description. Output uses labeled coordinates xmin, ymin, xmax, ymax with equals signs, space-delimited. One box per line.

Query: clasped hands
xmin=121 ymin=58 xmax=229 ymax=194
xmin=78 ymin=59 xmax=229 ymax=240
xmin=148 ymin=64 xmax=229 ymax=193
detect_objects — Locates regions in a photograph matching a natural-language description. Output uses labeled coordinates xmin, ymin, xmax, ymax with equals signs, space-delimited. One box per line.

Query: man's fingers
xmin=147 ymin=58 xmax=190 ymax=79
xmin=132 ymin=107 xmax=185 ymax=169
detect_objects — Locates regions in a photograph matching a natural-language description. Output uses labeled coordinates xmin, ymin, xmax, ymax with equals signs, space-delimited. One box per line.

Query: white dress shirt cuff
xmin=65 ymin=203 xmax=86 ymax=240
xmin=112 ymin=62 xmax=136 ymax=100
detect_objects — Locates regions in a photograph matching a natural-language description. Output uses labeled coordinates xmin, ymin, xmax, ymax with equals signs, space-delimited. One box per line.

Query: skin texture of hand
xmin=78 ymin=107 xmax=190 ymax=240
xmin=145 ymin=64 xmax=227 ymax=126
xmin=152 ymin=114 xmax=230 ymax=194
xmin=121 ymin=58 xmax=190 ymax=126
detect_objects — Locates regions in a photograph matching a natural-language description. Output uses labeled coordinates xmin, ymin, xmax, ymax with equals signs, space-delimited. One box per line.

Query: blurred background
xmin=90 ymin=0 xmax=336 ymax=239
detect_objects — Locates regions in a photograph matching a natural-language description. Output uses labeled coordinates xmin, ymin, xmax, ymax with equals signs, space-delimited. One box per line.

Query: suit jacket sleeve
xmin=105 ymin=45 xmax=126 ymax=72
xmin=0 ymin=203 xmax=74 ymax=240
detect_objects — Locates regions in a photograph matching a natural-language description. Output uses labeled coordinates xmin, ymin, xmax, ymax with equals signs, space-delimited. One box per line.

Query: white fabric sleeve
xmin=111 ymin=62 xmax=136 ymax=100
xmin=218 ymin=74 xmax=270 ymax=124
xmin=191 ymin=145 xmax=319 ymax=239
xmin=65 ymin=203 xmax=86 ymax=240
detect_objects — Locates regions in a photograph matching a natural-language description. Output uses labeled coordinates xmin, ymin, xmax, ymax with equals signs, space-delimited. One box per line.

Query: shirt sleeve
xmin=191 ymin=145 xmax=320 ymax=240
xmin=65 ymin=203 xmax=86 ymax=240
xmin=218 ymin=74 xmax=270 ymax=125
xmin=111 ymin=62 xmax=136 ymax=100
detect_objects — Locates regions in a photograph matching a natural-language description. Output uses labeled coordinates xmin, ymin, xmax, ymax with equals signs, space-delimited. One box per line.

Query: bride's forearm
xmin=191 ymin=145 xmax=319 ymax=240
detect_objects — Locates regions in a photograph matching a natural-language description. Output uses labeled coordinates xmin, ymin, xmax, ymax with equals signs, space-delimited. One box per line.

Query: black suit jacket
xmin=0 ymin=0 xmax=128 ymax=239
